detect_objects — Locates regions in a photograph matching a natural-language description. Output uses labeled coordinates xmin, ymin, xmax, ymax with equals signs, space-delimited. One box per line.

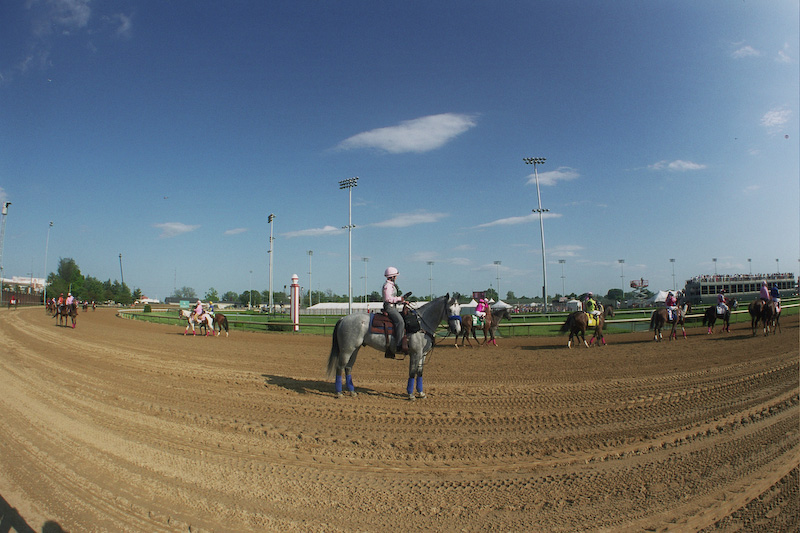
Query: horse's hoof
xmin=348 ymin=390 xmax=358 ymax=397
xmin=407 ymin=394 xmax=416 ymax=401
xmin=335 ymin=392 xmax=343 ymax=399
xmin=417 ymin=392 xmax=427 ymax=399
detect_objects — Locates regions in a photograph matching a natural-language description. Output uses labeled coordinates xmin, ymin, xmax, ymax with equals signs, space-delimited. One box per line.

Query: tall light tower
xmin=119 ymin=253 xmax=125 ymax=288
xmin=712 ymin=257 xmax=717 ymax=276
xmin=618 ymin=259 xmax=625 ymax=301
xmin=523 ymin=157 xmax=548 ymax=311
xmin=670 ymin=258 xmax=676 ymax=290
xmin=558 ymin=259 xmax=566 ymax=296
xmin=43 ymin=221 xmax=53 ymax=305
xmin=775 ymin=258 xmax=779 ymax=274
xmin=249 ymin=270 xmax=253 ymax=309
xmin=493 ymin=260 xmax=502 ymax=300
xmin=0 ymin=202 xmax=10 ymax=306
xmin=428 ymin=261 xmax=435 ymax=301
xmin=362 ymin=257 xmax=369 ymax=303
xmin=748 ymin=258 xmax=752 ymax=275
xmin=339 ymin=177 xmax=358 ymax=314
xmin=268 ymin=213 xmax=275 ymax=312
xmin=308 ymin=250 xmax=313 ymax=307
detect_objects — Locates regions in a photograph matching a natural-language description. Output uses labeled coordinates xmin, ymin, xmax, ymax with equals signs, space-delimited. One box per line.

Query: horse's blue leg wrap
xmin=335 ymin=374 xmax=342 ymax=394
xmin=345 ymin=374 xmax=354 ymax=392
xmin=407 ymin=377 xmax=415 ymax=395
xmin=416 ymin=375 xmax=423 ymax=393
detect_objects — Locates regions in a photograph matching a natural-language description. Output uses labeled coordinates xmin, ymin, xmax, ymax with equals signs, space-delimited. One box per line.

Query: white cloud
xmin=732 ymin=45 xmax=760 ymax=59
xmin=154 ymin=222 xmax=199 ymax=238
xmin=776 ymin=43 xmax=792 ymax=63
xmin=224 ymin=227 xmax=248 ymax=235
xmin=283 ymin=225 xmax=342 ymax=238
xmin=549 ymin=244 xmax=584 ymax=258
xmin=111 ymin=13 xmax=133 ymax=39
xmin=371 ymin=211 xmax=448 ymax=228
xmin=475 ymin=212 xmax=561 ymax=228
xmin=335 ymin=113 xmax=477 ymax=153
xmin=761 ymin=107 xmax=791 ymax=130
xmin=0 ymin=187 xmax=7 ymax=204
xmin=527 ymin=166 xmax=580 ymax=186
xmin=648 ymin=160 xmax=707 ymax=171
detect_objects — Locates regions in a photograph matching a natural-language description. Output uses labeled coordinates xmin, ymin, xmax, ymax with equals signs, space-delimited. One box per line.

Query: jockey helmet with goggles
xmin=384 ymin=266 xmax=399 ymax=278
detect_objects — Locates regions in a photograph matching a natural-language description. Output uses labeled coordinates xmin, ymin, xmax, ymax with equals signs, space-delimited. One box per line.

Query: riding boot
xmin=385 ymin=338 xmax=396 ymax=359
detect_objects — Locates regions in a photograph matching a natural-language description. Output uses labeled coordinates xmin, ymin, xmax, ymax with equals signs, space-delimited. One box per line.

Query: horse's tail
xmin=326 ymin=319 xmax=342 ymax=378
xmin=559 ymin=314 xmax=573 ymax=333
xmin=649 ymin=311 xmax=656 ymax=330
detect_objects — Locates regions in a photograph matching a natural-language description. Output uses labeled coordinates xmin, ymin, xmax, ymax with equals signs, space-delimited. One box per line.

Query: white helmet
xmin=384 ymin=266 xmax=399 ymax=278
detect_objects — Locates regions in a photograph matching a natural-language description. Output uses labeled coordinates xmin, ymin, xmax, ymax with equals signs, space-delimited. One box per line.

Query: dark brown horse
xmin=649 ymin=303 xmax=691 ymax=341
xmin=749 ymin=299 xmax=779 ymax=336
xmin=454 ymin=307 xmax=511 ymax=347
xmin=55 ymin=302 xmax=78 ymax=328
xmin=560 ymin=305 xmax=615 ymax=348
xmin=214 ymin=312 xmax=229 ymax=337
xmin=702 ymin=298 xmax=736 ymax=334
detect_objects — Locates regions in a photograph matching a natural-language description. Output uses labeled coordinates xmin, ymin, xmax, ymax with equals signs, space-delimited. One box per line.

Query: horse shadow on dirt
xmin=261 ymin=374 xmax=404 ymax=399
xmin=0 ymin=493 xmax=65 ymax=533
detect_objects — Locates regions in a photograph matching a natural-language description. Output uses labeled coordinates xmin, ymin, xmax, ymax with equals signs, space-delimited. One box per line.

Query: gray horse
xmin=326 ymin=294 xmax=456 ymax=400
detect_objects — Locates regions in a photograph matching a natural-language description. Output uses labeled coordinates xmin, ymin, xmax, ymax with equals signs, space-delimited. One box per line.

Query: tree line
xmin=46 ymin=258 xmax=136 ymax=305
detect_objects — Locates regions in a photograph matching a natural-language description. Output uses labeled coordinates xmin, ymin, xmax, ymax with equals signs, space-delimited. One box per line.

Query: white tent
xmin=566 ymin=299 xmax=582 ymax=312
xmin=491 ymin=300 xmax=513 ymax=310
xmin=647 ymin=290 xmax=678 ymax=305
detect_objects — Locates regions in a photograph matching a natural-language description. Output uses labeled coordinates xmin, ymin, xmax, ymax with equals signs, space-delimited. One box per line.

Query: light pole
xmin=523 ymin=157 xmax=548 ymax=311
xmin=362 ymin=257 xmax=369 ymax=303
xmin=0 ymin=202 xmax=10 ymax=306
xmin=712 ymin=257 xmax=717 ymax=276
xmin=493 ymin=260 xmax=501 ymax=300
xmin=428 ymin=261 xmax=435 ymax=301
xmin=776 ymin=258 xmax=779 ymax=274
xmin=339 ymin=177 xmax=358 ymax=314
xmin=618 ymin=259 xmax=625 ymax=301
xmin=670 ymin=258 xmax=676 ymax=290
xmin=249 ymin=270 xmax=253 ymax=309
xmin=119 ymin=253 xmax=125 ymax=288
xmin=43 ymin=221 xmax=53 ymax=305
xmin=268 ymin=213 xmax=275 ymax=313
xmin=748 ymin=258 xmax=752 ymax=275
xmin=308 ymin=251 xmax=313 ymax=308
xmin=558 ymin=259 xmax=566 ymax=296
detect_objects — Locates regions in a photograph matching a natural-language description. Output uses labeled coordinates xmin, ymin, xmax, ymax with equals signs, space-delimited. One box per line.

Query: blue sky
xmin=1 ymin=0 xmax=798 ymax=302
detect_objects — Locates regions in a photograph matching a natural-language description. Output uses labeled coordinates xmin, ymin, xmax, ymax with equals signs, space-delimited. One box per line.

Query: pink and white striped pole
xmin=290 ymin=274 xmax=300 ymax=332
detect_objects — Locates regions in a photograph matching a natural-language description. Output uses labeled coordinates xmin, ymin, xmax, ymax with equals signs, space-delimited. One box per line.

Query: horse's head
xmin=605 ymin=305 xmax=615 ymax=318
xmin=447 ymin=296 xmax=462 ymax=335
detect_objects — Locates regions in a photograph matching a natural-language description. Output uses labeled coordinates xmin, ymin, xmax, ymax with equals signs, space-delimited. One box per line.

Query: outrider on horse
xmin=326 ymin=294 xmax=455 ymax=400
xmin=560 ymin=303 xmax=615 ymax=348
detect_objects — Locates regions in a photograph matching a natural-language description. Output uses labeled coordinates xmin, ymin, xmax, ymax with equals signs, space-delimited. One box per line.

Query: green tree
xmin=485 ymin=288 xmax=498 ymax=301
xmin=83 ymin=276 xmax=105 ymax=303
xmin=240 ymin=290 xmax=263 ymax=308
xmin=132 ymin=288 xmax=142 ymax=301
xmin=506 ymin=291 xmax=516 ymax=301
xmin=221 ymin=291 xmax=239 ymax=303
xmin=606 ymin=288 xmax=623 ymax=302
xmin=204 ymin=287 xmax=219 ymax=301
xmin=171 ymin=286 xmax=197 ymax=299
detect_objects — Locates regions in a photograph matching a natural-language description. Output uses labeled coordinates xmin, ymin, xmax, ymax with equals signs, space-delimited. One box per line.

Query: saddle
xmin=372 ymin=302 xmax=416 ymax=358
xmin=585 ymin=313 xmax=598 ymax=328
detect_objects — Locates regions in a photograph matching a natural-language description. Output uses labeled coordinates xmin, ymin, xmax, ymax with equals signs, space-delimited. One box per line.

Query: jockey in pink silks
xmin=475 ymin=298 xmax=489 ymax=325
xmin=759 ymin=281 xmax=770 ymax=302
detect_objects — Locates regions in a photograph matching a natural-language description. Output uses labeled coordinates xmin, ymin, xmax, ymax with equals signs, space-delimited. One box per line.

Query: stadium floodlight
xmin=523 ymin=157 xmax=548 ymax=311
xmin=268 ymin=214 xmax=275 ymax=312
xmin=43 ymin=221 xmax=53 ymax=305
xmin=339 ymin=177 xmax=358 ymax=314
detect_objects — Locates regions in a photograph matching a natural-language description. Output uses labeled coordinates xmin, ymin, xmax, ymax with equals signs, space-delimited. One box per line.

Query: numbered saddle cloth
xmin=586 ymin=313 xmax=597 ymax=327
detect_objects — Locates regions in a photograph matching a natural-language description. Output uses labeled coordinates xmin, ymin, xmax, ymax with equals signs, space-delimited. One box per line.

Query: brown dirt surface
xmin=0 ymin=307 xmax=797 ymax=532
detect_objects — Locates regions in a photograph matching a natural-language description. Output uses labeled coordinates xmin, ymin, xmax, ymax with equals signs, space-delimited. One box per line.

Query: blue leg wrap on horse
xmin=416 ymin=376 xmax=423 ymax=393
xmin=335 ymin=374 xmax=342 ymax=394
xmin=345 ymin=374 xmax=354 ymax=392
xmin=407 ymin=377 xmax=415 ymax=395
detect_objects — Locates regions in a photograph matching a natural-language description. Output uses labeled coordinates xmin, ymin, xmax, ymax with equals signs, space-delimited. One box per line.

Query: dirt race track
xmin=0 ymin=307 xmax=797 ymax=532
